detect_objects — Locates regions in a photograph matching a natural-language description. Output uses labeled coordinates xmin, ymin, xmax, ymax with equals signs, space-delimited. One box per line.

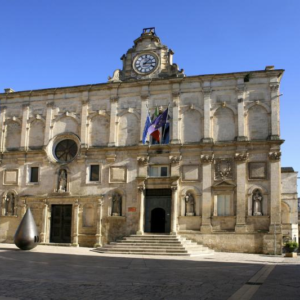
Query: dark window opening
xmin=30 ymin=167 xmax=39 ymax=183
xmin=90 ymin=165 xmax=100 ymax=181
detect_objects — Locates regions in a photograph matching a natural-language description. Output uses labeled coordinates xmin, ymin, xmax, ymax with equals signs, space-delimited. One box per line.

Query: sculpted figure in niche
xmin=5 ymin=192 xmax=15 ymax=216
xmin=185 ymin=192 xmax=195 ymax=216
xmin=58 ymin=169 xmax=67 ymax=192
xmin=252 ymin=189 xmax=263 ymax=216
xmin=112 ymin=193 xmax=122 ymax=216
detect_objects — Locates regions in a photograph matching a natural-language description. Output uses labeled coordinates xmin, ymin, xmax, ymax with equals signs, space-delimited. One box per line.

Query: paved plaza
xmin=0 ymin=244 xmax=299 ymax=300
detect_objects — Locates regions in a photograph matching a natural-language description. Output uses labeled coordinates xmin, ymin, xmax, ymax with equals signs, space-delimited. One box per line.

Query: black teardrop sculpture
xmin=14 ymin=208 xmax=39 ymax=250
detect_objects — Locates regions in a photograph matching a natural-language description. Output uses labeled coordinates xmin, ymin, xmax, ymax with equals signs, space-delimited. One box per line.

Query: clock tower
xmin=108 ymin=28 xmax=185 ymax=82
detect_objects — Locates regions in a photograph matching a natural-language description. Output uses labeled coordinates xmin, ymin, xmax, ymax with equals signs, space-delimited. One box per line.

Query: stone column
xmin=235 ymin=153 xmax=248 ymax=232
xmin=108 ymin=96 xmax=118 ymax=147
xmin=40 ymin=200 xmax=48 ymax=244
xmin=139 ymin=95 xmax=148 ymax=143
xmin=80 ymin=99 xmax=89 ymax=148
xmin=202 ymin=87 xmax=213 ymax=143
xmin=94 ymin=196 xmax=104 ymax=247
xmin=73 ymin=200 xmax=80 ymax=247
xmin=137 ymin=185 xmax=145 ymax=235
xmin=269 ymin=151 xmax=282 ymax=232
xmin=171 ymin=185 xmax=178 ymax=234
xmin=270 ymin=84 xmax=280 ymax=140
xmin=20 ymin=103 xmax=29 ymax=150
xmin=200 ymin=154 xmax=214 ymax=232
xmin=171 ymin=92 xmax=180 ymax=144
xmin=44 ymin=102 xmax=53 ymax=145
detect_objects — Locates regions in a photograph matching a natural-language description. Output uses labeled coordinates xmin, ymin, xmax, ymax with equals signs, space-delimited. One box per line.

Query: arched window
xmin=111 ymin=193 xmax=122 ymax=216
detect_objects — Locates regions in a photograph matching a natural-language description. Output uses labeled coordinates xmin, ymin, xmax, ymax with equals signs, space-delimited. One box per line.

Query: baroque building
xmin=0 ymin=28 xmax=298 ymax=254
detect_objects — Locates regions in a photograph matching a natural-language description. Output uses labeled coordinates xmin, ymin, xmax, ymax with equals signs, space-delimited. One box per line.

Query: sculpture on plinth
xmin=252 ymin=189 xmax=263 ymax=216
xmin=185 ymin=192 xmax=195 ymax=216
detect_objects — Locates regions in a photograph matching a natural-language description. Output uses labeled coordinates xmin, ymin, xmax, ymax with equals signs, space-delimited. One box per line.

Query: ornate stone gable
xmin=109 ymin=28 xmax=185 ymax=82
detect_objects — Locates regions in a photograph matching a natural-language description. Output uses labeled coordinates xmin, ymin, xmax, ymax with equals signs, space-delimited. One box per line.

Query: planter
xmin=285 ymin=252 xmax=297 ymax=258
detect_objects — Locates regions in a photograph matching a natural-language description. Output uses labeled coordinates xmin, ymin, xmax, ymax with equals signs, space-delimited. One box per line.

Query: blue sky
xmin=1 ymin=0 xmax=300 ymax=191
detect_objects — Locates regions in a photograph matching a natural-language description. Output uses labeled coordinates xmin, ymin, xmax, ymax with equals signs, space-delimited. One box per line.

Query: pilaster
xmin=235 ymin=152 xmax=249 ymax=232
xmin=20 ymin=103 xmax=29 ymax=150
xmin=200 ymin=154 xmax=213 ymax=232
xmin=44 ymin=102 xmax=53 ymax=145
xmin=269 ymin=150 xmax=282 ymax=233
xmin=80 ymin=96 xmax=89 ymax=148
xmin=72 ymin=200 xmax=80 ymax=247
xmin=94 ymin=196 xmax=104 ymax=247
xmin=136 ymin=184 xmax=145 ymax=235
xmin=270 ymin=83 xmax=280 ymax=140
xmin=170 ymin=184 xmax=178 ymax=234
xmin=40 ymin=200 xmax=48 ymax=243
xmin=0 ymin=106 xmax=7 ymax=152
xmin=236 ymin=82 xmax=247 ymax=141
xmin=202 ymin=86 xmax=213 ymax=143
xmin=139 ymin=94 xmax=148 ymax=143
xmin=171 ymin=91 xmax=180 ymax=144
xmin=108 ymin=95 xmax=118 ymax=147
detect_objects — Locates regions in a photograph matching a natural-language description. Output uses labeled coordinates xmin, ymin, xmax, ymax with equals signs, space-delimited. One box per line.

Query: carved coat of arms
xmin=215 ymin=159 xmax=233 ymax=180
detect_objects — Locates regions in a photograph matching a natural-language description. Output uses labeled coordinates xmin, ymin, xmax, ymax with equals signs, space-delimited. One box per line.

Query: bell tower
xmin=108 ymin=28 xmax=185 ymax=82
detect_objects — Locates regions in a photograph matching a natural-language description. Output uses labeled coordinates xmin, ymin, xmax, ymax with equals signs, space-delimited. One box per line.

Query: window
xmin=90 ymin=165 xmax=100 ymax=182
xmin=217 ymin=195 xmax=231 ymax=216
xmin=149 ymin=166 xmax=169 ymax=177
xmin=30 ymin=167 xmax=39 ymax=183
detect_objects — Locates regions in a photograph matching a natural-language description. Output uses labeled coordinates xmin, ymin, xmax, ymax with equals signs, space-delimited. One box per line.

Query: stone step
xmin=95 ymin=234 xmax=214 ymax=257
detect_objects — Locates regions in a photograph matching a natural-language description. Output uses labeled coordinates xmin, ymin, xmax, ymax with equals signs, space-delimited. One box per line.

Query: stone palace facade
xmin=0 ymin=28 xmax=298 ymax=253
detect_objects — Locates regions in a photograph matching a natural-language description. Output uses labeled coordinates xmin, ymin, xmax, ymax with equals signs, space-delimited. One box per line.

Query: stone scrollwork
xmin=137 ymin=185 xmax=145 ymax=192
xmin=137 ymin=156 xmax=149 ymax=165
xmin=234 ymin=152 xmax=249 ymax=162
xmin=215 ymin=159 xmax=233 ymax=180
xmin=200 ymin=154 xmax=214 ymax=164
xmin=169 ymin=155 xmax=182 ymax=165
xmin=270 ymin=84 xmax=279 ymax=93
xmin=171 ymin=185 xmax=178 ymax=191
xmin=268 ymin=151 xmax=281 ymax=161
xmin=108 ymin=69 xmax=122 ymax=83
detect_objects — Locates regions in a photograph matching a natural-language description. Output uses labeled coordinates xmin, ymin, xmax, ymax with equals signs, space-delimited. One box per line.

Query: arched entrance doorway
xmin=151 ymin=208 xmax=166 ymax=233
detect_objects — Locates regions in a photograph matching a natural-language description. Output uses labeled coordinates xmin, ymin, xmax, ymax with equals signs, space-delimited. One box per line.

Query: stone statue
xmin=185 ymin=192 xmax=195 ymax=216
xmin=112 ymin=193 xmax=122 ymax=216
xmin=5 ymin=192 xmax=15 ymax=216
xmin=252 ymin=189 xmax=263 ymax=216
xmin=58 ymin=169 xmax=67 ymax=192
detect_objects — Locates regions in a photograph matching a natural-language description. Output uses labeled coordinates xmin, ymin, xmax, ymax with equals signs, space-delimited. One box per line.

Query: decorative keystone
xmin=200 ymin=154 xmax=214 ymax=164
xmin=234 ymin=152 xmax=249 ymax=162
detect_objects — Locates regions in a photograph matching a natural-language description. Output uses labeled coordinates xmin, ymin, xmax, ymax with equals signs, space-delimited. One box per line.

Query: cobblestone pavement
xmin=0 ymin=244 xmax=299 ymax=300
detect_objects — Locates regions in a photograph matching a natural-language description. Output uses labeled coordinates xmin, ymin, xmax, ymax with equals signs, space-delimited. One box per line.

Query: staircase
xmin=95 ymin=234 xmax=214 ymax=257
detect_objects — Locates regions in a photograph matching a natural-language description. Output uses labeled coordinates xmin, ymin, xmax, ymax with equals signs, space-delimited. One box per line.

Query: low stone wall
xmin=179 ymin=231 xmax=282 ymax=254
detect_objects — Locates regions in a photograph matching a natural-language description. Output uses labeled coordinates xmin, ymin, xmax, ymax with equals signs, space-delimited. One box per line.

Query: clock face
xmin=134 ymin=54 xmax=157 ymax=74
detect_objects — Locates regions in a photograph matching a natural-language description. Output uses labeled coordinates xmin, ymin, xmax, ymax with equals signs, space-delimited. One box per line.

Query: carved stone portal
xmin=252 ymin=189 xmax=263 ymax=216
